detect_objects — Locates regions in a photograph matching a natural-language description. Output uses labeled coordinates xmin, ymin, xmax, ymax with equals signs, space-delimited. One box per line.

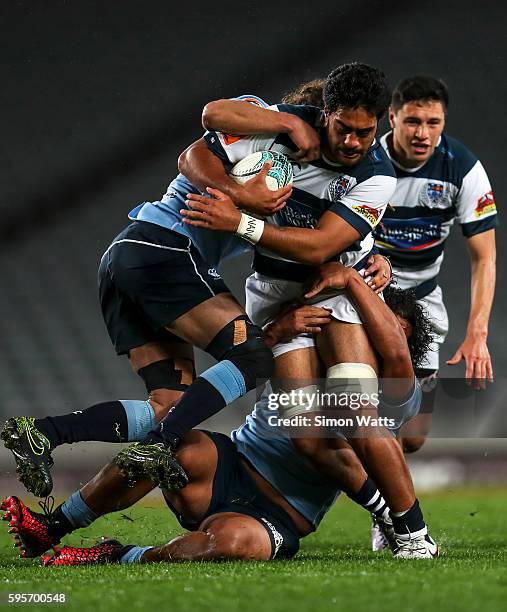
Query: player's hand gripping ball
xmin=230 ymin=151 xmax=293 ymax=190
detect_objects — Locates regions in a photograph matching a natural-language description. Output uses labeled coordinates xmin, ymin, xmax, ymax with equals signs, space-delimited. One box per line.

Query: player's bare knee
xmin=402 ymin=436 xmax=427 ymax=454
xmin=208 ymin=523 xmax=261 ymax=560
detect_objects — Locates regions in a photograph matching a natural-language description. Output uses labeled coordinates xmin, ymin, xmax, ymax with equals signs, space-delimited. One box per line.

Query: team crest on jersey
xmin=352 ymin=204 xmax=380 ymax=226
xmin=420 ymin=181 xmax=449 ymax=207
xmin=475 ymin=191 xmax=496 ymax=218
xmin=328 ymin=176 xmax=352 ymax=201
xmin=427 ymin=182 xmax=445 ymax=204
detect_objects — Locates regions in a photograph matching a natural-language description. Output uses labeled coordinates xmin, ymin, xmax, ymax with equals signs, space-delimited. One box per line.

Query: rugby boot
xmin=371 ymin=511 xmax=397 ymax=552
xmin=1 ymin=496 xmax=68 ymax=558
xmin=393 ymin=534 xmax=439 ymax=559
xmin=42 ymin=539 xmax=124 ymax=566
xmin=1 ymin=417 xmax=54 ymax=497
xmin=115 ymin=442 xmax=188 ymax=491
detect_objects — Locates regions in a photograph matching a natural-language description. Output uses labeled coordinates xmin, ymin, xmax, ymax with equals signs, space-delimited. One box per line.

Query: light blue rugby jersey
xmin=129 ymin=173 xmax=250 ymax=269
xmin=232 ymin=379 xmax=421 ymax=528
xmin=127 ymin=96 xmax=269 ymax=268
xmin=205 ymin=104 xmax=397 ymax=282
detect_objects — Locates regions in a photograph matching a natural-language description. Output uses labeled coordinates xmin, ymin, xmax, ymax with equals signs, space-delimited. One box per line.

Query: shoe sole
xmin=115 ymin=449 xmax=188 ymax=491
xmin=146 ymin=454 xmax=188 ymax=491
xmin=1 ymin=496 xmax=52 ymax=558
xmin=1 ymin=420 xmax=53 ymax=498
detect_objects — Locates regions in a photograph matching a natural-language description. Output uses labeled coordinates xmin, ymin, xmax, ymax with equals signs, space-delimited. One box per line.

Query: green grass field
xmin=0 ymin=487 xmax=506 ymax=612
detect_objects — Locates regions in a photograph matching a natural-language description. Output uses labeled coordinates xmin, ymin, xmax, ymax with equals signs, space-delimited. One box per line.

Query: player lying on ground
xmin=0 ymin=259 xmax=388 ymax=500
xmin=2 ymin=277 xmax=437 ymax=563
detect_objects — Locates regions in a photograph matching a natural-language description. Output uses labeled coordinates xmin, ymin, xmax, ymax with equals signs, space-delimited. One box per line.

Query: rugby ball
xmin=230 ymin=151 xmax=293 ymax=191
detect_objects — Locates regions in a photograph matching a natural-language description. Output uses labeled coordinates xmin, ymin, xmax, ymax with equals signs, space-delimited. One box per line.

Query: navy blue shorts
xmin=98 ymin=221 xmax=229 ymax=355
xmin=169 ymin=431 xmax=300 ymax=560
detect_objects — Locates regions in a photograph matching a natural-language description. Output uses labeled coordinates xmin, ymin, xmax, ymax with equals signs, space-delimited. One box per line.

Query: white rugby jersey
xmin=205 ymin=104 xmax=397 ymax=282
xmin=374 ymin=132 xmax=498 ymax=289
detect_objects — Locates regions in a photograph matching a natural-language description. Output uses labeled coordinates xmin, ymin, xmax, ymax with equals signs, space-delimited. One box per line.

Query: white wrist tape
xmin=235 ymin=213 xmax=265 ymax=245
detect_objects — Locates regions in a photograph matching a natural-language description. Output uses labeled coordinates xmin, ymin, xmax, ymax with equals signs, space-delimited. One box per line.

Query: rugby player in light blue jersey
xmin=2 ymin=266 xmax=438 ymax=563
xmin=374 ymin=75 xmax=498 ymax=453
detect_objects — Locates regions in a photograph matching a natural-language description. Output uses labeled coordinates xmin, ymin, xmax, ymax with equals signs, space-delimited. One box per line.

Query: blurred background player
xmin=374 ymin=75 xmax=497 ymax=452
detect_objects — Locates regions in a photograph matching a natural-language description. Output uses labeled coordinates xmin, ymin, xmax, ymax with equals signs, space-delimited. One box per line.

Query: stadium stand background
xmin=1 ymin=0 xmax=506 ymax=490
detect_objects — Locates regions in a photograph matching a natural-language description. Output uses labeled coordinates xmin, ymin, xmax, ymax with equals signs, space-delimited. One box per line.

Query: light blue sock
xmin=200 ymin=360 xmax=246 ymax=403
xmin=119 ymin=399 xmax=156 ymax=441
xmin=120 ymin=546 xmax=153 ymax=563
xmin=61 ymin=491 xmax=98 ymax=528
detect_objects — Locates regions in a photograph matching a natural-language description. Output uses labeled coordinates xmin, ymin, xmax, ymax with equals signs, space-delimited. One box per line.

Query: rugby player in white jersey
xmin=2 ymin=268 xmax=437 ymax=563
xmin=177 ymin=63 xmax=438 ymax=556
xmin=373 ymin=75 xmax=497 ymax=453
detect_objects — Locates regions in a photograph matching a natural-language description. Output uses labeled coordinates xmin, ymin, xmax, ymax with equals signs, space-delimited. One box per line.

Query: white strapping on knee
xmin=325 ymin=363 xmax=379 ymax=398
xmin=276 ymin=385 xmax=321 ymax=418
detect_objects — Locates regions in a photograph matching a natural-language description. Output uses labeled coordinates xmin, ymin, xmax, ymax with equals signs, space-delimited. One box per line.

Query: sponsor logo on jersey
xmin=352 ymin=204 xmax=381 ymax=226
xmin=277 ymin=202 xmax=318 ymax=228
xmin=207 ymin=268 xmax=221 ymax=279
xmin=475 ymin=190 xmax=496 ymax=218
xmin=374 ymin=217 xmax=443 ymax=250
xmin=328 ymin=176 xmax=352 ymax=201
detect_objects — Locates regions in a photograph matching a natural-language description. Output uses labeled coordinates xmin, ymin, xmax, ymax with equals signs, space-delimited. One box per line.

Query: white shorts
xmin=416 ymin=285 xmax=449 ymax=371
xmin=245 ymin=272 xmax=366 ymax=359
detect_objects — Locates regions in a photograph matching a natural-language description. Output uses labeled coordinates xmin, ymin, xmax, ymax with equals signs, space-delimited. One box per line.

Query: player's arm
xmin=304 ymin=264 xmax=414 ymax=397
xmin=448 ymin=158 xmax=498 ymax=387
xmin=182 ymin=189 xmax=361 ymax=264
xmin=178 ymin=138 xmax=291 ymax=216
xmin=447 ymin=229 xmax=496 ymax=386
xmin=202 ymin=99 xmax=320 ymax=161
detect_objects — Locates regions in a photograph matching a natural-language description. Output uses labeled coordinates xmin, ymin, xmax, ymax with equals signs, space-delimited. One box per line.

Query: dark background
xmin=1 ymin=0 xmax=505 ymax=422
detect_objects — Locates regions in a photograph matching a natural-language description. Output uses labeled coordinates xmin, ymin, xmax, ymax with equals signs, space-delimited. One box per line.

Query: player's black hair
xmin=391 ymin=75 xmax=449 ymax=112
xmin=282 ymin=78 xmax=326 ymax=108
xmin=383 ymin=285 xmax=433 ymax=369
xmin=323 ymin=62 xmax=390 ymax=119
